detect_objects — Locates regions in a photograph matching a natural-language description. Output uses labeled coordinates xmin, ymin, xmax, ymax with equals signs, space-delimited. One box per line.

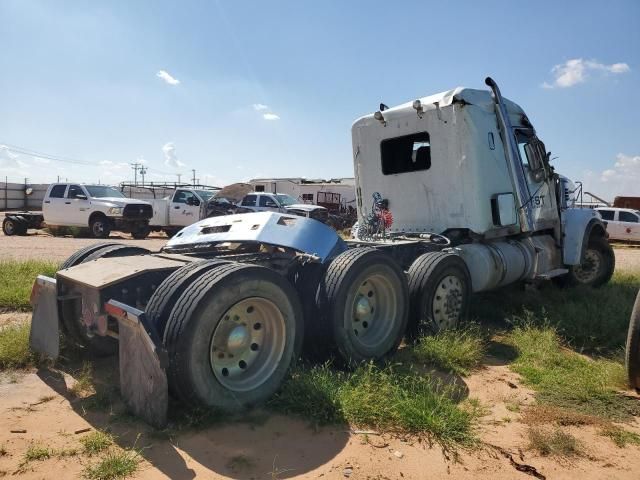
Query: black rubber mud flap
xmin=105 ymin=300 xmax=169 ymax=428
xmin=29 ymin=275 xmax=60 ymax=360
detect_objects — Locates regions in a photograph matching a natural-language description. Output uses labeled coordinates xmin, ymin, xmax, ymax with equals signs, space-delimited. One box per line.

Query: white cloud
xmin=156 ymin=70 xmax=180 ymax=85
xmin=543 ymin=58 xmax=630 ymax=88
xmin=252 ymin=103 xmax=269 ymax=111
xmin=162 ymin=142 xmax=185 ymax=168
xmin=582 ymin=153 xmax=640 ymax=200
xmin=262 ymin=113 xmax=280 ymax=121
xmin=99 ymin=160 xmax=113 ymax=166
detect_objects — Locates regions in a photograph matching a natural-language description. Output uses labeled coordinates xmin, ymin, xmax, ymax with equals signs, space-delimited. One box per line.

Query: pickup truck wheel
xmin=89 ymin=216 xmax=111 ymax=239
xmin=2 ymin=217 xmax=19 ymax=236
xmin=557 ymin=236 xmax=615 ymax=288
xmin=146 ymin=259 xmax=229 ymax=337
xmin=131 ymin=225 xmax=151 ymax=240
xmin=319 ymin=248 xmax=409 ymax=365
xmin=626 ymin=289 xmax=640 ymax=392
xmin=408 ymin=252 xmax=471 ymax=336
xmin=58 ymin=243 xmax=150 ymax=356
xmin=164 ymin=263 xmax=303 ymax=410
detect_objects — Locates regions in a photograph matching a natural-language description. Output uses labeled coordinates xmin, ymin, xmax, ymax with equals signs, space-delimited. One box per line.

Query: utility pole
xmin=191 ymin=169 xmax=196 ymax=186
xmin=139 ymin=166 xmax=147 ymax=186
xmin=131 ymin=163 xmax=141 ymax=186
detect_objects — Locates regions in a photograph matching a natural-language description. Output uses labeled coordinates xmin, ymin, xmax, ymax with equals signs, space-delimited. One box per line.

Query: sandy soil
xmin=1 ymin=354 xmax=640 ymax=479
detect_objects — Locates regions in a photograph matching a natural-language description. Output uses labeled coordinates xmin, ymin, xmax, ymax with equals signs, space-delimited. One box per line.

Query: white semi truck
xmin=29 ymin=78 xmax=613 ymax=426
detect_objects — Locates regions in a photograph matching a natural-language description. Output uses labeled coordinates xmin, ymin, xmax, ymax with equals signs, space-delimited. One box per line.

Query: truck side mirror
xmin=187 ymin=197 xmax=200 ymax=206
xmin=75 ymin=194 xmax=87 ymax=200
xmin=491 ymin=193 xmax=517 ymax=226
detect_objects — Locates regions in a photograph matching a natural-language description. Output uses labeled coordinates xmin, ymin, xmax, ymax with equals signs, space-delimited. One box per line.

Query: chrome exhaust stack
xmin=485 ymin=77 xmax=535 ymax=233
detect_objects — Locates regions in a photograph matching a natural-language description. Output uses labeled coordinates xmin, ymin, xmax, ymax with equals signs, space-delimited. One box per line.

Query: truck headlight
xmin=107 ymin=207 xmax=123 ymax=215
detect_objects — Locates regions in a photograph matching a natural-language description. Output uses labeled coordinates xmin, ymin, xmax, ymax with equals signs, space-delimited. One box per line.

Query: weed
xmin=71 ymin=362 xmax=95 ymax=397
xmin=0 ymin=444 xmax=7 ymax=456
xmin=81 ymin=430 xmax=114 ymax=455
xmin=0 ymin=322 xmax=33 ymax=369
xmin=269 ymin=362 xmax=475 ymax=446
xmin=0 ymin=260 xmax=58 ymax=311
xmin=24 ymin=443 xmax=52 ymax=462
xmin=412 ymin=326 xmax=486 ymax=375
xmin=507 ymin=322 xmax=639 ymax=420
xmin=601 ymin=426 xmax=640 ymax=448
xmin=83 ymin=449 xmax=140 ymax=480
xmin=528 ymin=427 xmax=583 ymax=457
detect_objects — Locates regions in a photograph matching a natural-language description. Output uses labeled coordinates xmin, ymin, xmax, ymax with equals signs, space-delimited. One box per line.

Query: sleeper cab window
xmin=381 ymin=132 xmax=431 ymax=175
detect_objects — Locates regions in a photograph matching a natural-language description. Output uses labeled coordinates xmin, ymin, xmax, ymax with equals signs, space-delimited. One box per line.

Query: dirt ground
xmin=1 ymin=233 xmax=640 ymax=479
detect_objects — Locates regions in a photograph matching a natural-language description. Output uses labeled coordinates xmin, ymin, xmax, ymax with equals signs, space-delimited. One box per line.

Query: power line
xmin=0 ymin=142 xmax=182 ymax=177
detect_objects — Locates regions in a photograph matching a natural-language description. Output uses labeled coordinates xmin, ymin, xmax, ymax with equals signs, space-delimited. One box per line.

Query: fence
xmin=0 ymin=179 xmax=49 ymax=211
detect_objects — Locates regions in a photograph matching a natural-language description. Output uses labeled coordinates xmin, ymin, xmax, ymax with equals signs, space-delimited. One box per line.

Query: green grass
xmin=0 ymin=322 xmax=34 ymax=369
xmin=80 ymin=431 xmax=114 ymax=455
xmin=473 ymin=271 xmax=640 ymax=354
xmin=528 ymin=427 xmax=583 ymax=457
xmin=0 ymin=259 xmax=58 ymax=311
xmin=601 ymin=426 xmax=640 ymax=448
xmin=269 ymin=362 xmax=475 ymax=446
xmin=23 ymin=443 xmax=52 ymax=462
xmin=83 ymin=449 xmax=140 ymax=480
xmin=412 ymin=326 xmax=486 ymax=375
xmin=506 ymin=322 xmax=639 ymax=420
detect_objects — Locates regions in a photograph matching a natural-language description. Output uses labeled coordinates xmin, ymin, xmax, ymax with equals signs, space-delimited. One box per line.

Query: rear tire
xmin=626 ymin=289 xmax=640 ymax=392
xmin=557 ymin=236 xmax=615 ymax=288
xmin=318 ymin=248 xmax=409 ymax=365
xmin=407 ymin=252 xmax=471 ymax=336
xmin=146 ymin=259 xmax=229 ymax=337
xmin=59 ymin=243 xmax=150 ymax=356
xmin=164 ymin=263 xmax=303 ymax=411
xmin=89 ymin=215 xmax=111 ymax=239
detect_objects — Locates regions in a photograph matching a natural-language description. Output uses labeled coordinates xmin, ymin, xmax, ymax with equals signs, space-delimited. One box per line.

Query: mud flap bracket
xmin=105 ymin=300 xmax=169 ymax=428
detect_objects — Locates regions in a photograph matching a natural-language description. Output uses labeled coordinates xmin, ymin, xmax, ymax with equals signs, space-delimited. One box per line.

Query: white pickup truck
xmin=596 ymin=207 xmax=640 ymax=242
xmin=148 ymin=188 xmax=219 ymax=236
xmin=239 ymin=192 xmax=328 ymax=223
xmin=42 ymin=183 xmax=153 ymax=239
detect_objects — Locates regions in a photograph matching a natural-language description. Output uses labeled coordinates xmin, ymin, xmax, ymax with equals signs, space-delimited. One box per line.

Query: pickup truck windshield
xmin=275 ymin=194 xmax=298 ymax=206
xmin=195 ymin=190 xmax=216 ymax=202
xmin=85 ymin=186 xmax=126 ymax=198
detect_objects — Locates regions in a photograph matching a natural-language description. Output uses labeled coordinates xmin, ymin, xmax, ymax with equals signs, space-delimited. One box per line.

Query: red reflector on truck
xmin=104 ymin=302 xmax=127 ymax=319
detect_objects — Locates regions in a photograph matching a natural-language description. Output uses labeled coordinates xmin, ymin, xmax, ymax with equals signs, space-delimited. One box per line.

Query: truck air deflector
xmin=164 ymin=212 xmax=348 ymax=263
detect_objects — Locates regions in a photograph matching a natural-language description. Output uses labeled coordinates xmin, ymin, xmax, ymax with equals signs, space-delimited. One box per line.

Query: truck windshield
xmin=275 ymin=194 xmax=298 ymax=206
xmin=194 ymin=190 xmax=217 ymax=202
xmin=85 ymin=186 xmax=125 ymax=198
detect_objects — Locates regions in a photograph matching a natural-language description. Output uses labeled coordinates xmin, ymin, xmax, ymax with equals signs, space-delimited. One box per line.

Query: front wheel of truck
xmin=164 ymin=263 xmax=303 ymax=411
xmin=556 ymin=236 xmax=615 ymax=288
xmin=89 ymin=215 xmax=111 ymax=239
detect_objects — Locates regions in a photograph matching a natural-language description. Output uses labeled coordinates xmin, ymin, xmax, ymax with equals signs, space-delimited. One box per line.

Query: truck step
xmin=535 ymin=268 xmax=569 ymax=280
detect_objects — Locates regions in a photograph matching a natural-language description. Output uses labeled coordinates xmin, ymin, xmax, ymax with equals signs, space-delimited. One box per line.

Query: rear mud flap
xmin=105 ymin=300 xmax=169 ymax=428
xmin=29 ymin=275 xmax=60 ymax=359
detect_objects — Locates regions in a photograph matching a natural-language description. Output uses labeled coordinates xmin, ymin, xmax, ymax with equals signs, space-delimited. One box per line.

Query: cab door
xmin=42 ymin=184 xmax=68 ymax=225
xmin=618 ymin=210 xmax=640 ymax=241
xmin=597 ymin=209 xmax=620 ymax=239
xmin=515 ymin=130 xmax=558 ymax=230
xmin=169 ymin=190 xmax=201 ymax=226
xmin=257 ymin=194 xmax=282 ymax=212
xmin=65 ymin=184 xmax=91 ymax=226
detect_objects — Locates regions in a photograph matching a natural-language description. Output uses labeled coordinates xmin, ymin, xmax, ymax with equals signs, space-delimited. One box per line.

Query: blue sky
xmin=0 ymin=0 xmax=638 ymax=199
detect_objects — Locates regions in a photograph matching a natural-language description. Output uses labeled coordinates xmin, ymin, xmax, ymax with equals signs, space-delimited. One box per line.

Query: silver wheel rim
xmin=349 ymin=273 xmax=398 ymax=349
xmin=5 ymin=221 xmax=15 ymax=235
xmin=93 ymin=221 xmax=105 ymax=236
xmin=209 ymin=297 xmax=286 ymax=392
xmin=574 ymin=249 xmax=602 ymax=284
xmin=431 ymin=275 xmax=464 ymax=330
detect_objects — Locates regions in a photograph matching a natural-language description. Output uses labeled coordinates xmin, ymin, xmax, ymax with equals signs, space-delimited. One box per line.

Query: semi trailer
xmin=29 ymin=78 xmax=614 ymax=427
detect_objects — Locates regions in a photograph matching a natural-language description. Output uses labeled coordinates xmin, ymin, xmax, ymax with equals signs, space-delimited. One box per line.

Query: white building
xmin=248 ymin=177 xmax=356 ymax=211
